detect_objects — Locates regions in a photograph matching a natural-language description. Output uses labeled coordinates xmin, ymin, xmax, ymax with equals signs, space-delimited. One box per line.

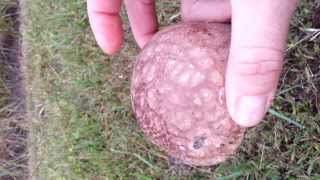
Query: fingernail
xmin=235 ymin=96 xmax=268 ymax=127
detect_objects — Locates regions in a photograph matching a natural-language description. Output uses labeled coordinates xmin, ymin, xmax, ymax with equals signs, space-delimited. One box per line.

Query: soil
xmin=0 ymin=1 xmax=28 ymax=179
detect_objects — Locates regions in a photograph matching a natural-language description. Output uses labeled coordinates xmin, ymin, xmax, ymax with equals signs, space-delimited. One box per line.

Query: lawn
xmin=23 ymin=0 xmax=320 ymax=179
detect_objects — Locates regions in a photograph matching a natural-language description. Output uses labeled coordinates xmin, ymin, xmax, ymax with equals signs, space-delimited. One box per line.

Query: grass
xmin=0 ymin=0 xmax=28 ymax=179
xmin=22 ymin=0 xmax=320 ymax=179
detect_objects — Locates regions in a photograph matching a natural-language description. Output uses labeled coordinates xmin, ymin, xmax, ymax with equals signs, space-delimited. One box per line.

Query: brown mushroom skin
xmin=131 ymin=22 xmax=245 ymax=166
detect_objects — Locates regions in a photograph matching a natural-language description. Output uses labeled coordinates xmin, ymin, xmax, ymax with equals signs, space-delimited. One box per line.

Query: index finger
xmin=87 ymin=0 xmax=123 ymax=54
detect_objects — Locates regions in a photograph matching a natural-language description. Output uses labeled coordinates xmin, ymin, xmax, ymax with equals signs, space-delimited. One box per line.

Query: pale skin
xmin=87 ymin=0 xmax=299 ymax=127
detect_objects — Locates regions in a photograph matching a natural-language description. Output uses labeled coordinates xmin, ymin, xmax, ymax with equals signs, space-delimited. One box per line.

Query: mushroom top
xmin=131 ymin=22 xmax=245 ymax=166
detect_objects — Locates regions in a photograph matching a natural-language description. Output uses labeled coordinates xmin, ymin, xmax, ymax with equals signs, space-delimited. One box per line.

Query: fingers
xmin=87 ymin=0 xmax=123 ymax=54
xmin=226 ymin=0 xmax=299 ymax=127
xmin=181 ymin=0 xmax=231 ymax=22
xmin=124 ymin=0 xmax=158 ymax=48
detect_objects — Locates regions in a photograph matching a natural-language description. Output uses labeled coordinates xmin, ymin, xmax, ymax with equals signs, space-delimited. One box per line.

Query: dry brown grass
xmin=0 ymin=0 xmax=28 ymax=179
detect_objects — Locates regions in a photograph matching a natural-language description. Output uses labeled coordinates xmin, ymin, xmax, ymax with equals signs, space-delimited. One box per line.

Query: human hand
xmin=87 ymin=0 xmax=299 ymax=127
xmin=87 ymin=0 xmax=158 ymax=54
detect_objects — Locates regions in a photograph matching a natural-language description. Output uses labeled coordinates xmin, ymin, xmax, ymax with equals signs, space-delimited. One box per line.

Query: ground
xmin=9 ymin=0 xmax=320 ymax=179
xmin=0 ymin=0 xmax=28 ymax=179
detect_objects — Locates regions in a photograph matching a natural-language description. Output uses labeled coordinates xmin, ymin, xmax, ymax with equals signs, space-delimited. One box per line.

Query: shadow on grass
xmin=0 ymin=0 xmax=28 ymax=179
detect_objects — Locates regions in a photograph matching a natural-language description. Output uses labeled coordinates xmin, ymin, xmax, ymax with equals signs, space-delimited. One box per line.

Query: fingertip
xmin=87 ymin=0 xmax=124 ymax=55
xmin=229 ymin=106 xmax=265 ymax=128
xmin=101 ymin=44 xmax=122 ymax=55
xmin=97 ymin=31 xmax=123 ymax=55
xmin=136 ymin=31 xmax=156 ymax=48
xmin=88 ymin=14 xmax=124 ymax=54
xmin=231 ymin=115 xmax=262 ymax=128
xmin=227 ymin=94 xmax=267 ymax=127
xmin=124 ymin=0 xmax=158 ymax=49
xmin=227 ymin=88 xmax=275 ymax=128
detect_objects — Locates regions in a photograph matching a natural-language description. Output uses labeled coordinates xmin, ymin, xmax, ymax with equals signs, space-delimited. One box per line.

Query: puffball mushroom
xmin=131 ymin=22 xmax=245 ymax=166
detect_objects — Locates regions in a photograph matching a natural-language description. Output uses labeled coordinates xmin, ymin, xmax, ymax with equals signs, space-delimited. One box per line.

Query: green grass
xmin=0 ymin=1 xmax=16 ymax=32
xmin=23 ymin=0 xmax=320 ymax=179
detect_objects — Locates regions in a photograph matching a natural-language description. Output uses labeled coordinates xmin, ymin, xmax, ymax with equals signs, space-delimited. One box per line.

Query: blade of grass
xmin=110 ymin=148 xmax=160 ymax=171
xmin=133 ymin=153 xmax=160 ymax=171
xmin=268 ymin=108 xmax=305 ymax=129
xmin=217 ymin=172 xmax=244 ymax=180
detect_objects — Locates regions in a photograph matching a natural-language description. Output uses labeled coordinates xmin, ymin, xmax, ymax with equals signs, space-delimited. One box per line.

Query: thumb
xmin=226 ymin=0 xmax=298 ymax=127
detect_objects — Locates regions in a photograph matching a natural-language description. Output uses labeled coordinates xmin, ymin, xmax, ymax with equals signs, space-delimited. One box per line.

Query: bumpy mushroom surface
xmin=131 ymin=23 xmax=245 ymax=166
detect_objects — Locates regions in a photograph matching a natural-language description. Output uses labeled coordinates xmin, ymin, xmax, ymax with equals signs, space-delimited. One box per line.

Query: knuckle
xmin=234 ymin=60 xmax=283 ymax=76
xmin=139 ymin=0 xmax=154 ymax=6
xmin=231 ymin=47 xmax=284 ymax=76
xmin=233 ymin=60 xmax=282 ymax=91
xmin=229 ymin=48 xmax=284 ymax=94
